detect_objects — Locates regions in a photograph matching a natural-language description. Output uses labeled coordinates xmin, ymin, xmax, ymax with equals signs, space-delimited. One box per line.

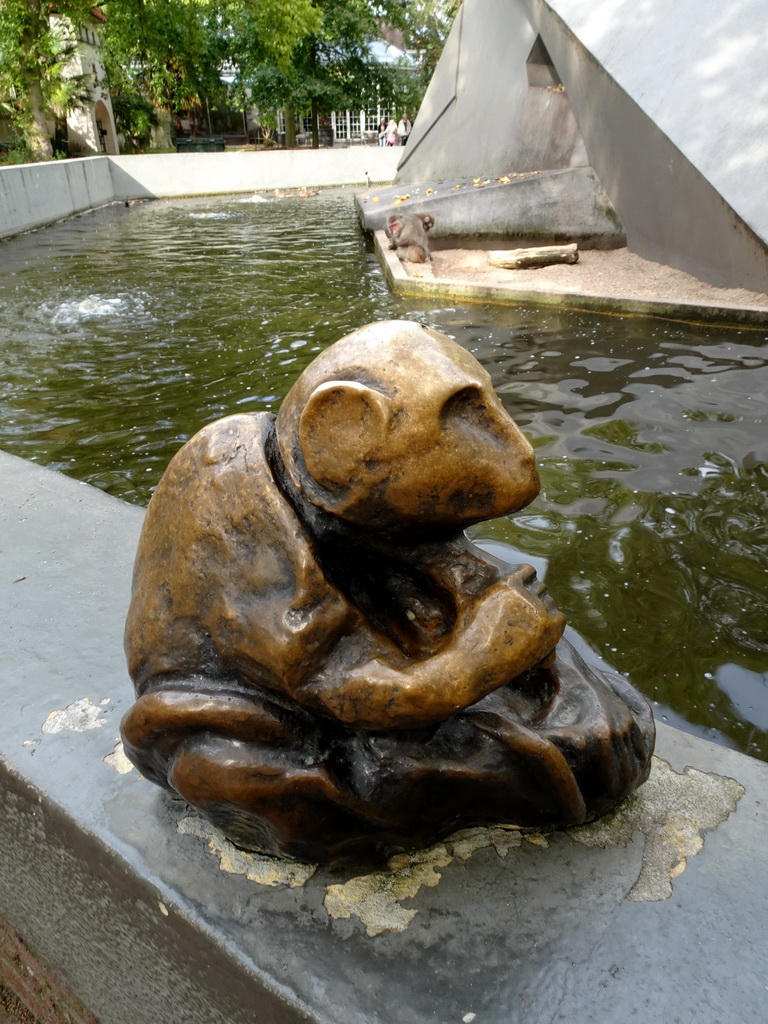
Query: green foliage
xmin=0 ymin=0 xmax=454 ymax=161
xmin=42 ymin=42 xmax=92 ymax=119
xmin=111 ymin=92 xmax=159 ymax=150
xmin=402 ymin=0 xmax=459 ymax=85
xmin=0 ymin=0 xmax=95 ymax=158
xmin=0 ymin=135 xmax=35 ymax=164
xmin=100 ymin=0 xmax=323 ymax=115
xmin=101 ymin=0 xmax=221 ymax=111
xmin=240 ymin=0 xmax=424 ymax=130
xmin=225 ymin=0 xmax=323 ymax=63
xmin=374 ymin=60 xmax=423 ymax=120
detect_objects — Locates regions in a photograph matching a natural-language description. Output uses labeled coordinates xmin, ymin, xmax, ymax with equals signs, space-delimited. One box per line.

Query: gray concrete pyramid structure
xmin=395 ymin=0 xmax=768 ymax=291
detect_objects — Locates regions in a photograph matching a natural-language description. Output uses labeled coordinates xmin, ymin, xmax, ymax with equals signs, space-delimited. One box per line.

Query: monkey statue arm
xmin=296 ymin=564 xmax=566 ymax=730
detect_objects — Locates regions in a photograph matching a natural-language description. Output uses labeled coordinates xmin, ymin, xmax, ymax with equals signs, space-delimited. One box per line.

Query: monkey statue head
xmin=275 ymin=320 xmax=540 ymax=538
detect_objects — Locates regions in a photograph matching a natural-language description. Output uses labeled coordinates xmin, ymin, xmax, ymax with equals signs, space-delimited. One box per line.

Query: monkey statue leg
xmin=120 ymin=681 xmax=381 ymax=863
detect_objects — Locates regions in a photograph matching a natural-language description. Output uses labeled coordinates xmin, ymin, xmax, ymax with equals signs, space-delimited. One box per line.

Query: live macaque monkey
xmin=385 ymin=212 xmax=435 ymax=263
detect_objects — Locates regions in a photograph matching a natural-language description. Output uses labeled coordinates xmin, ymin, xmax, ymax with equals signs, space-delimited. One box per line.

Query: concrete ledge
xmin=2 ymin=450 xmax=767 ymax=1023
xmin=374 ymin=231 xmax=768 ymax=327
xmin=358 ymin=169 xmax=625 ymax=246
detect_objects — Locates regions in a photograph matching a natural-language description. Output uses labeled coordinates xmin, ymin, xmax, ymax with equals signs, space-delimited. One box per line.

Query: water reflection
xmin=0 ymin=190 xmax=766 ymax=761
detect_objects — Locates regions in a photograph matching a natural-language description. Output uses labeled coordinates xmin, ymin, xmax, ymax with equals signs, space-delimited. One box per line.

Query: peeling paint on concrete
xmin=103 ymin=739 xmax=136 ymax=775
xmin=324 ymin=844 xmax=453 ymax=937
xmin=42 ymin=697 xmax=109 ymax=733
xmin=172 ymin=755 xmax=744 ymax=935
xmin=176 ymin=814 xmax=317 ymax=888
xmin=568 ymin=756 xmax=745 ymax=901
xmin=321 ymin=756 xmax=744 ymax=934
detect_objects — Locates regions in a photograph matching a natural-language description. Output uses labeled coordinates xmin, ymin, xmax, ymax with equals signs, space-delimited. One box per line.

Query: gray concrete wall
xmin=108 ymin=148 xmax=400 ymax=200
xmin=0 ymin=149 xmax=400 ymax=240
xmin=398 ymin=0 xmax=768 ymax=291
xmin=542 ymin=0 xmax=768 ymax=260
xmin=359 ymin=167 xmax=624 ymax=246
xmin=0 ymin=156 xmax=114 ymax=238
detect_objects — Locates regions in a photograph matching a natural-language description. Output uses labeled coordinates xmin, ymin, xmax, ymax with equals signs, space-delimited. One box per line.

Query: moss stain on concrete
xmin=569 ymin=757 xmax=745 ymax=902
xmin=103 ymin=739 xmax=135 ymax=774
xmin=324 ymin=844 xmax=453 ymax=937
xmin=176 ymin=814 xmax=318 ymax=888
xmin=41 ymin=697 xmax=110 ymax=733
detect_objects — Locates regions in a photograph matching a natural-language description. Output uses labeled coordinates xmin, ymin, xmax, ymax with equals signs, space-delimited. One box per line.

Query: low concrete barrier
xmin=1 ymin=449 xmax=766 ymax=1024
xmin=108 ymin=148 xmax=400 ymax=200
xmin=0 ymin=157 xmax=114 ymax=238
xmin=0 ymin=148 xmax=400 ymax=240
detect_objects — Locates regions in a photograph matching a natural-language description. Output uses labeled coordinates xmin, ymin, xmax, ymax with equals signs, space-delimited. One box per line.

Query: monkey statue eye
xmin=440 ymin=385 xmax=508 ymax=442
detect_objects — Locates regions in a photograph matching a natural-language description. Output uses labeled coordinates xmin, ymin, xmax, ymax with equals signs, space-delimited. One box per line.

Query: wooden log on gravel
xmin=488 ymin=243 xmax=579 ymax=269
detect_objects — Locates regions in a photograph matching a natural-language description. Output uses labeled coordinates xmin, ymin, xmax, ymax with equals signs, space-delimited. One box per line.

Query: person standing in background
xmin=397 ymin=113 xmax=412 ymax=145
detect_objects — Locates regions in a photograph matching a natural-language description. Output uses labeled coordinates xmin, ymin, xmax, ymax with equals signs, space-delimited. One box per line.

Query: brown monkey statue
xmin=384 ymin=212 xmax=434 ymax=263
xmin=122 ymin=320 xmax=654 ymax=864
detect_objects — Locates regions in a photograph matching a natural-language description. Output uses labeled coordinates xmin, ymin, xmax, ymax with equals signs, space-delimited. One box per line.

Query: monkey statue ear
xmin=299 ymin=380 xmax=391 ymax=489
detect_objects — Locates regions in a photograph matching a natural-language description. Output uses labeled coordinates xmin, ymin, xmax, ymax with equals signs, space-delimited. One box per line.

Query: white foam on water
xmin=189 ymin=212 xmax=234 ymax=220
xmin=45 ymin=292 xmax=156 ymax=326
xmin=238 ymin=194 xmax=270 ymax=203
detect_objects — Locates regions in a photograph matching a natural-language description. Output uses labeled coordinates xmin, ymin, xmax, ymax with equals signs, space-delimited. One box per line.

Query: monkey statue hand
xmin=298 ymin=564 xmax=566 ymax=730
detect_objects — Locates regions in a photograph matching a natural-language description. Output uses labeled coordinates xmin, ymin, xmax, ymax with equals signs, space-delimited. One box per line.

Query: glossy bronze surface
xmin=122 ymin=321 xmax=654 ymax=864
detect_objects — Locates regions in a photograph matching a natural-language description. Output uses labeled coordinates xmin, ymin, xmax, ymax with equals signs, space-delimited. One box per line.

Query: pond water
xmin=1 ymin=188 xmax=766 ymax=761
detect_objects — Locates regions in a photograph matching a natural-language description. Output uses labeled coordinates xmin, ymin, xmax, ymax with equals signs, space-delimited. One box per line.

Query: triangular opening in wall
xmin=526 ymin=35 xmax=562 ymax=88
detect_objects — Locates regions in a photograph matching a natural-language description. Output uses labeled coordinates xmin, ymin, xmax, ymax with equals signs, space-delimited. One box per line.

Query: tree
xmin=239 ymin=0 xmax=417 ymax=147
xmin=401 ymin=0 xmax=459 ymax=87
xmin=0 ymin=0 xmax=450 ymax=161
xmin=110 ymin=91 xmax=159 ymax=150
xmin=101 ymin=0 xmax=224 ymax=117
xmin=100 ymin=0 xmax=322 ymax=132
xmin=0 ymin=0 xmax=94 ymax=160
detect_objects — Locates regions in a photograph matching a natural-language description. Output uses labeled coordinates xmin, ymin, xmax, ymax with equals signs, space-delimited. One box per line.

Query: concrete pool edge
xmin=2 ymin=449 xmax=767 ymax=1024
xmin=374 ymin=230 xmax=768 ymax=327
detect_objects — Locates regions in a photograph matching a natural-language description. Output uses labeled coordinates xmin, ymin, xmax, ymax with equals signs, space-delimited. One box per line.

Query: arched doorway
xmin=94 ymin=99 xmax=118 ymax=155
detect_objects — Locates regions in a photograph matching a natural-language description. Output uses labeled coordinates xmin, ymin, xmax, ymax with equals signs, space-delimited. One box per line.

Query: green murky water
xmin=1 ymin=188 xmax=766 ymax=760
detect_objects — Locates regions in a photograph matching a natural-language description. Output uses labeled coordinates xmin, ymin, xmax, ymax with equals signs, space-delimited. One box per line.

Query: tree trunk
xmin=25 ymin=78 xmax=53 ymax=161
xmin=284 ymin=106 xmax=296 ymax=148
xmin=310 ymin=97 xmax=319 ymax=149
xmin=21 ymin=0 xmax=53 ymax=161
xmin=488 ymin=244 xmax=579 ymax=269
